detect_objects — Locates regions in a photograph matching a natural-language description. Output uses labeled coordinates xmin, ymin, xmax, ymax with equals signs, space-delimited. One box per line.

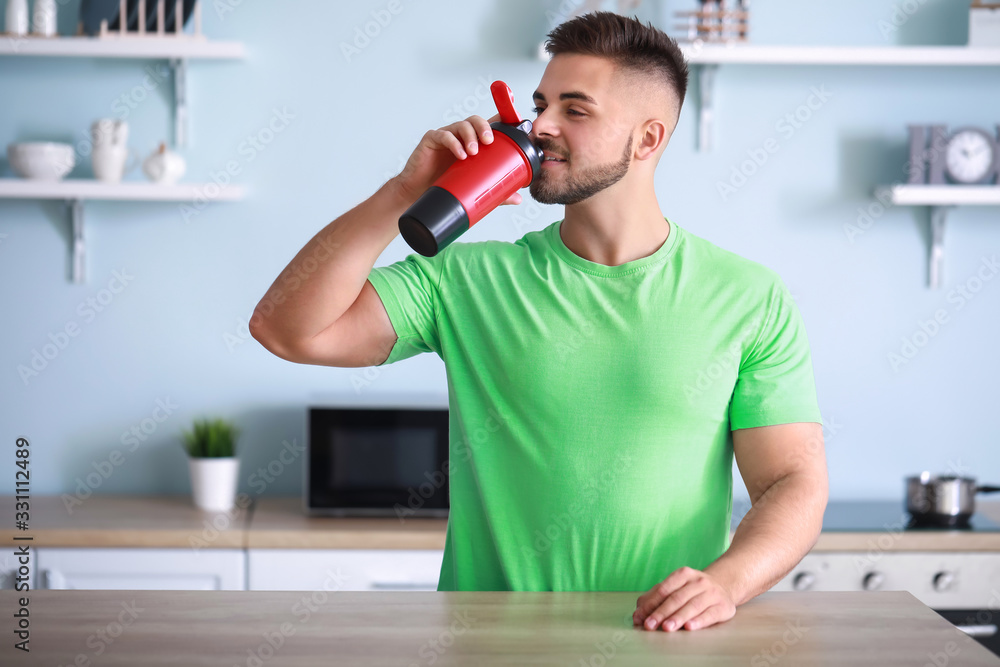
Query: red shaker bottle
xmin=398 ymin=80 xmax=542 ymax=257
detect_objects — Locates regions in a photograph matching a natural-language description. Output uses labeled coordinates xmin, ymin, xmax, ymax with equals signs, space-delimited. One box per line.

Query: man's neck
xmin=559 ymin=195 xmax=670 ymax=267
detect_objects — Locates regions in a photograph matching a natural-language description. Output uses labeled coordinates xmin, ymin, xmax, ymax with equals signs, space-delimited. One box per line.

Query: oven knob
xmin=933 ymin=571 xmax=955 ymax=592
xmin=792 ymin=572 xmax=815 ymax=591
xmin=863 ymin=572 xmax=884 ymax=591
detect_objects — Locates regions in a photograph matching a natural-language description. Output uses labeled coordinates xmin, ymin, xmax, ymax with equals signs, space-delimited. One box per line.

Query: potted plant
xmin=182 ymin=417 xmax=240 ymax=512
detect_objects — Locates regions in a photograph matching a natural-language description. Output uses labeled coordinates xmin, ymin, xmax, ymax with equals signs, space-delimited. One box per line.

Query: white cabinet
xmin=248 ymin=549 xmax=444 ymax=591
xmin=35 ymin=548 xmax=245 ymax=591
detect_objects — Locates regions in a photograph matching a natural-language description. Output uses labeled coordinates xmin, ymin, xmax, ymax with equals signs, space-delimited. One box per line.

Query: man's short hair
xmin=542 ymin=10 xmax=690 ymax=127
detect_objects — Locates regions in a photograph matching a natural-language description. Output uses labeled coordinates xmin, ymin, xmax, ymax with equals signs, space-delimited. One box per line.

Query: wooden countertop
xmin=247 ymin=496 xmax=446 ymax=549
xmin=4 ymin=495 xmax=1000 ymax=551
xmin=5 ymin=589 xmax=998 ymax=666
xmin=0 ymin=495 xmax=248 ymax=548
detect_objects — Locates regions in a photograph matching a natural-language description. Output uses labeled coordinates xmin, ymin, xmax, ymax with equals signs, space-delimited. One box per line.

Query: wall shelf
xmin=679 ymin=44 xmax=1000 ymax=66
xmin=0 ymin=35 xmax=246 ymax=147
xmin=875 ymin=185 xmax=1000 ymax=289
xmin=0 ymin=178 xmax=245 ymax=284
xmin=675 ymin=45 xmax=1000 ymax=151
xmin=0 ymin=34 xmax=245 ymax=59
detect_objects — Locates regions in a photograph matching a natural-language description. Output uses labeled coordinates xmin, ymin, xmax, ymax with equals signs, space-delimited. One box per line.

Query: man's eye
xmin=531 ymin=107 xmax=583 ymax=116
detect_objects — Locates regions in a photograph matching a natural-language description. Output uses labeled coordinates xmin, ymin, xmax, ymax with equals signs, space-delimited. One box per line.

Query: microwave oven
xmin=305 ymin=406 xmax=450 ymax=517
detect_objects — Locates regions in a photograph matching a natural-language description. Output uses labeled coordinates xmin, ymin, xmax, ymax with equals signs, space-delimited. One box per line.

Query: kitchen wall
xmin=1 ymin=0 xmax=997 ymax=502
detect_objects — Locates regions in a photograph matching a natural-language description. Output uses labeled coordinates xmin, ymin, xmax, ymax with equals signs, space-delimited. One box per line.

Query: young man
xmin=250 ymin=11 xmax=828 ymax=633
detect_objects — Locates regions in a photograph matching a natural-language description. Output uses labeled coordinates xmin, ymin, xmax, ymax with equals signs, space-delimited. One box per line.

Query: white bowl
xmin=7 ymin=142 xmax=76 ymax=181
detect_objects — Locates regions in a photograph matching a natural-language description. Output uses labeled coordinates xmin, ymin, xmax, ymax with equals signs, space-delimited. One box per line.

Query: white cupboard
xmin=35 ymin=548 xmax=246 ymax=590
xmin=248 ymin=549 xmax=444 ymax=591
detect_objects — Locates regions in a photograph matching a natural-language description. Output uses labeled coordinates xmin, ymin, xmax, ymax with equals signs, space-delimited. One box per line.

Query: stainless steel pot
xmin=905 ymin=472 xmax=1000 ymax=527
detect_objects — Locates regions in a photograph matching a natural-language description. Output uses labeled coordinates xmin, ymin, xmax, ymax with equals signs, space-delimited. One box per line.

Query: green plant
xmin=182 ymin=418 xmax=239 ymax=458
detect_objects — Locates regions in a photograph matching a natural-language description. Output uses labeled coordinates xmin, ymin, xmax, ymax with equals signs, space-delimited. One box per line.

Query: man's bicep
xmin=289 ymin=279 xmax=397 ymax=367
xmin=732 ymin=422 xmax=827 ymax=505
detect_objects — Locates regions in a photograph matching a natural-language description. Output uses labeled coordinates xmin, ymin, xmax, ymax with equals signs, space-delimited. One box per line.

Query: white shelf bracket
xmin=696 ymin=64 xmax=718 ymax=152
xmin=70 ymin=198 xmax=85 ymax=284
xmin=169 ymin=57 xmax=188 ymax=148
xmin=928 ymin=205 xmax=952 ymax=290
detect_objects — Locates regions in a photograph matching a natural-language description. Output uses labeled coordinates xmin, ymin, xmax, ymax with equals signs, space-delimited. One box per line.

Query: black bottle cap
xmin=398 ymin=186 xmax=469 ymax=257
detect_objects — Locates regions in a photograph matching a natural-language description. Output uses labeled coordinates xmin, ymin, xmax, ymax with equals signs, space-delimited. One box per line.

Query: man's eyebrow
xmin=532 ymin=90 xmax=598 ymax=105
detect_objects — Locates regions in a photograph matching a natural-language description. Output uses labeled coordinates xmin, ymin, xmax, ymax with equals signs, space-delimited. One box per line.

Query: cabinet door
xmin=36 ymin=548 xmax=245 ymax=590
xmin=248 ymin=549 xmax=443 ymax=591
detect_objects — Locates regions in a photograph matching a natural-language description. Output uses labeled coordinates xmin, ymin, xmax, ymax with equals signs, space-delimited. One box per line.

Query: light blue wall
xmin=1 ymin=0 xmax=998 ymax=504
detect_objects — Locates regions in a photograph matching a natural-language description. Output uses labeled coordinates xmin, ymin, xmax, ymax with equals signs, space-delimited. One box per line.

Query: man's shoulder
xmin=676 ymin=223 xmax=784 ymax=292
xmin=436 ymin=222 xmax=552 ymax=264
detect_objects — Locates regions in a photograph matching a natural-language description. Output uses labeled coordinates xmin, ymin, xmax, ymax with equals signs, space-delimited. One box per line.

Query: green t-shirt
xmin=366 ymin=217 xmax=822 ymax=592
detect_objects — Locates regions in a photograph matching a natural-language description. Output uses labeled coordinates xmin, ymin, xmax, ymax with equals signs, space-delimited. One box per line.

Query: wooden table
xmin=3 ymin=590 xmax=999 ymax=666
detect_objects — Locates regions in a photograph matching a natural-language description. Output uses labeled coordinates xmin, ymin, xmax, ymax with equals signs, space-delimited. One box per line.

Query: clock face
xmin=945 ymin=129 xmax=996 ymax=184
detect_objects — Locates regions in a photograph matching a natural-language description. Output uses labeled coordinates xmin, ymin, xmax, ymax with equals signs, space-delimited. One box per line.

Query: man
xmin=250 ymin=11 xmax=828 ymax=634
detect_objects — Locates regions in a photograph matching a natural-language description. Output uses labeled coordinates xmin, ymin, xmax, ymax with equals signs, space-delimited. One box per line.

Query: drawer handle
xmin=370 ymin=582 xmax=438 ymax=590
xmin=955 ymin=624 xmax=998 ymax=638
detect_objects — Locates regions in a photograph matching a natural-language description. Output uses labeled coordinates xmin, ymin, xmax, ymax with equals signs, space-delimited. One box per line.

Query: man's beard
xmin=529 ymin=133 xmax=633 ymax=206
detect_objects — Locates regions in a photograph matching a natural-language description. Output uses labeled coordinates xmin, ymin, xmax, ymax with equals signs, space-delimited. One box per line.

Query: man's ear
xmin=635 ymin=119 xmax=668 ymax=162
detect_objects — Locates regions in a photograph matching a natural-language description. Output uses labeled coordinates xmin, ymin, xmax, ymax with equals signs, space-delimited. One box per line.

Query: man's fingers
xmin=633 ymin=567 xmax=697 ymax=623
xmin=639 ymin=581 xmax=704 ymax=630
xmin=681 ymin=603 xmax=728 ymax=631
xmin=650 ymin=591 xmax=712 ymax=632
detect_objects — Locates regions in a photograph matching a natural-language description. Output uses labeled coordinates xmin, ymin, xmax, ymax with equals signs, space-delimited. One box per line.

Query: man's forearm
xmin=250 ymin=178 xmax=412 ymax=346
xmin=704 ymin=472 xmax=827 ymax=606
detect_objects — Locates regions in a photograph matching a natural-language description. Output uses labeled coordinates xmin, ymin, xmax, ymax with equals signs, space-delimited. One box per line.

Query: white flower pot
xmin=188 ymin=457 xmax=239 ymax=512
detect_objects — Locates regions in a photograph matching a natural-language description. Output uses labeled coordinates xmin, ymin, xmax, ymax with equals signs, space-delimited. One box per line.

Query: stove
xmin=821 ymin=500 xmax=1000 ymax=532
xmin=759 ymin=500 xmax=1000 ymax=656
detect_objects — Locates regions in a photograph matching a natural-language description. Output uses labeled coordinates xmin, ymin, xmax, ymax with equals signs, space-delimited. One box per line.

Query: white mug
xmin=93 ymin=145 xmax=139 ymax=183
xmin=91 ymin=119 xmax=129 ymax=149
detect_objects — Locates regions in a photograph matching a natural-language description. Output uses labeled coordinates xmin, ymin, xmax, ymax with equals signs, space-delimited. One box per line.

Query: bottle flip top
xmin=398 ymin=81 xmax=543 ymax=257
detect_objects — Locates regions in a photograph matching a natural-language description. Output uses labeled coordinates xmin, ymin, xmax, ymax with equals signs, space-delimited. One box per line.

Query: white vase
xmin=188 ymin=457 xmax=240 ymax=512
xmin=5 ymin=0 xmax=29 ymax=36
xmin=31 ymin=0 xmax=56 ymax=37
